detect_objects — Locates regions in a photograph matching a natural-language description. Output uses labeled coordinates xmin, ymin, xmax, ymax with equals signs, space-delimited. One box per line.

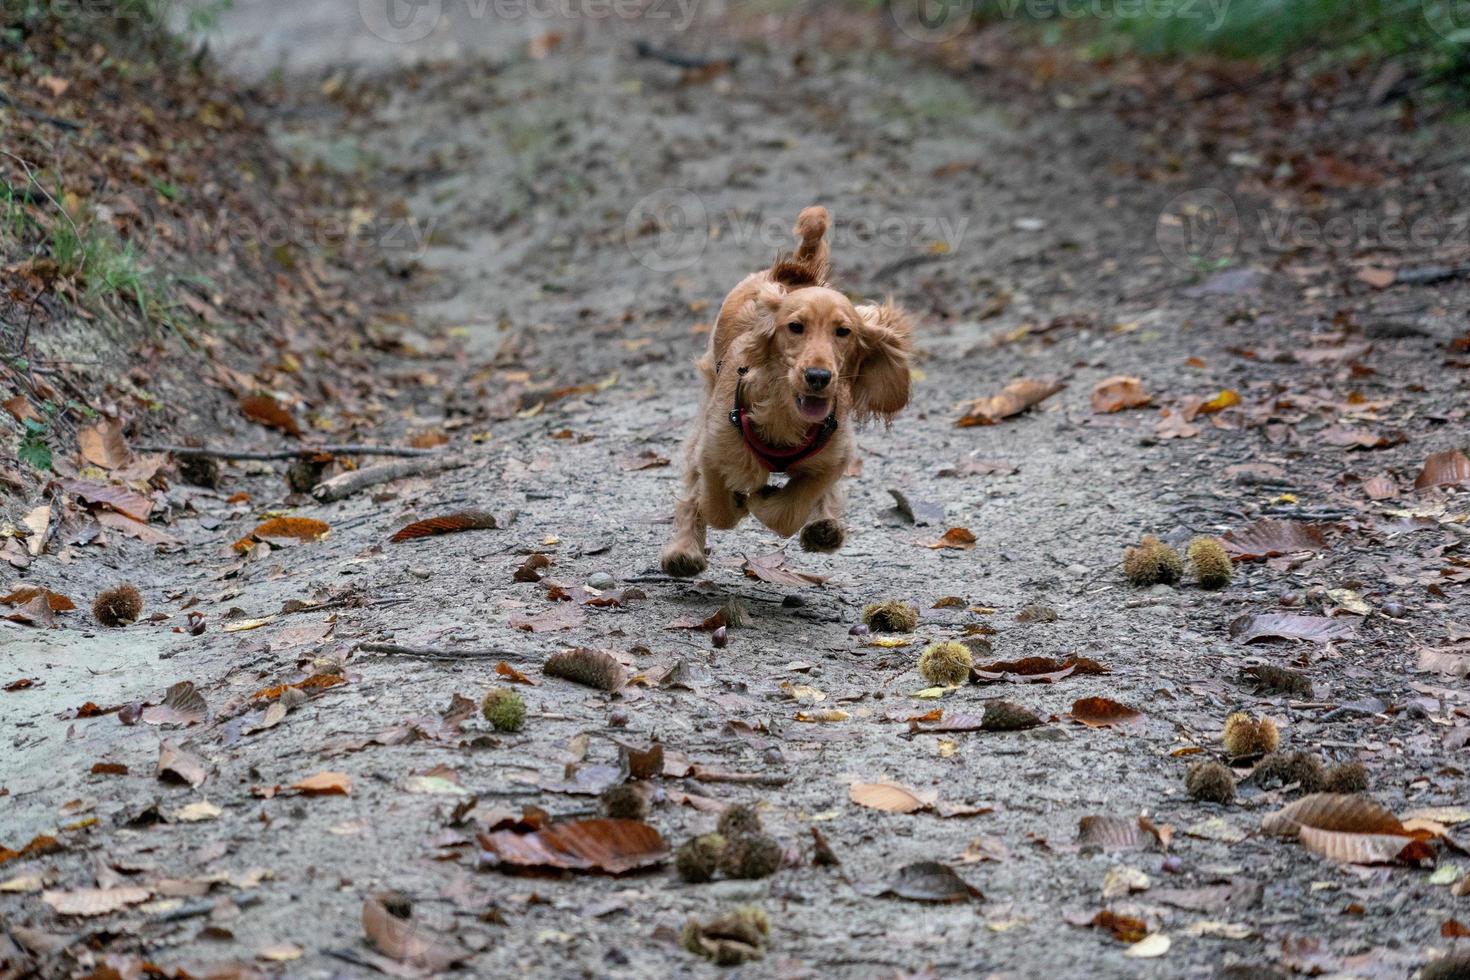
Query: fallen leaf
xmin=61 ymin=479 xmax=153 ymax=522
xmin=543 ymin=647 xmax=626 ymax=691
xmin=1091 ymin=376 xmax=1151 ymax=413
xmin=292 ymin=771 xmax=352 ymax=796
xmin=477 ymin=818 xmax=668 ymax=874
xmin=233 ymin=517 xmax=330 ymax=552
xmin=972 ymin=656 xmax=1108 ymax=684
xmin=1357 ymin=266 xmax=1396 ymax=289
xmin=390 ymin=511 xmax=497 ymax=543
xmin=42 ymin=886 xmax=151 ymax=916
xmin=956 ymin=378 xmax=1064 ymax=427
xmin=1123 ymin=934 xmax=1171 ymax=959
xmin=78 ymin=420 xmax=132 ymax=469
xmin=1231 ymin=614 xmax=1355 ymax=644
xmin=172 ymin=800 xmax=223 ymax=822
xmin=926 ymin=527 xmax=976 ymax=550
xmin=239 ymin=394 xmax=301 ymax=436
xmin=849 ymin=782 xmax=938 ymax=814
xmin=157 ymin=742 xmax=208 ymax=787
xmin=1221 ymin=519 xmax=1329 ymax=560
xmin=1089 ymin=909 xmax=1148 ymax=943
xmin=620 ymin=450 xmax=669 ymax=471
xmin=741 ymin=551 xmax=828 ymax=587
xmin=510 ymin=604 xmax=585 ymax=632
xmin=361 ymin=893 xmax=468 ymax=972
xmin=496 ymin=662 xmax=538 ymax=686
xmin=1363 ymin=474 xmax=1398 ymax=500
xmin=794 ymin=709 xmax=850 ymax=722
xmin=866 ymin=861 xmax=983 ymax=902
xmin=1197 ymin=389 xmax=1242 ymax=414
xmin=258 ymin=943 xmax=304 ymax=962
xmin=141 ymin=682 xmax=208 ymax=726
xmin=21 ymin=505 xmax=49 ymax=556
xmin=513 ymin=553 xmax=552 ymax=583
xmin=1078 ymin=815 xmax=1166 ymax=852
xmin=1416 ymin=450 xmax=1470 ymax=490
xmin=1070 ymin=697 xmax=1145 ymax=732
xmin=0 ymin=587 xmax=75 ymax=612
xmin=1262 ymin=793 xmax=1429 ymax=865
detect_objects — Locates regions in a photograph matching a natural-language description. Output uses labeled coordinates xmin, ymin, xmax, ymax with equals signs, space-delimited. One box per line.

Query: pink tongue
xmin=798 ymin=397 xmax=831 ymax=421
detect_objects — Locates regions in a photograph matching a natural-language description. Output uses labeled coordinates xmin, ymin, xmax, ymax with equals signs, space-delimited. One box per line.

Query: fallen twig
xmin=313 ymin=456 xmax=467 ymax=503
xmin=357 ymin=642 xmax=533 ymax=662
xmin=688 ymin=767 xmax=792 ymax=787
xmin=137 ymin=444 xmax=440 ymax=460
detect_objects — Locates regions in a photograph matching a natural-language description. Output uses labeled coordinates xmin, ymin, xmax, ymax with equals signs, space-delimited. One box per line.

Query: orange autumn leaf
xmin=1091 ymin=376 xmax=1152 ymax=413
xmin=292 ymin=771 xmax=351 ymax=796
xmin=233 ymin=517 xmax=330 ymax=552
xmin=927 ymin=527 xmax=976 ymax=550
xmin=251 ymin=673 xmax=345 ymax=701
xmin=956 ymin=378 xmax=1064 ymax=427
xmin=239 ymin=394 xmax=302 ymax=436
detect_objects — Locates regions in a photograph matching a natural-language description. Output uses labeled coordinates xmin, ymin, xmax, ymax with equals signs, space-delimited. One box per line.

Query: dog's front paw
xmin=661 ymin=545 xmax=708 ymax=579
xmin=800 ymin=518 xmax=845 ymax=553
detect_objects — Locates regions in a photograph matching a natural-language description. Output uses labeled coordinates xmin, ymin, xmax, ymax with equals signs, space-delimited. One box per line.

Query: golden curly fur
xmin=661 ymin=206 xmax=914 ymax=577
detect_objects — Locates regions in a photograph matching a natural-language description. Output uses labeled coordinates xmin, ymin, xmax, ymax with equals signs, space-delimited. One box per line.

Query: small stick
xmin=689 ymin=768 xmax=792 ymax=787
xmin=632 ymin=39 xmax=737 ymax=70
xmin=312 ymin=456 xmax=466 ymax=503
xmin=136 ymin=444 xmax=439 ymax=460
xmin=357 ymin=642 xmax=533 ymax=662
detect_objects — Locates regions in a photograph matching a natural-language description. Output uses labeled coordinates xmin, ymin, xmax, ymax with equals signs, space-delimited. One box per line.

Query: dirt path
xmin=4 ymin=6 xmax=1469 ymax=978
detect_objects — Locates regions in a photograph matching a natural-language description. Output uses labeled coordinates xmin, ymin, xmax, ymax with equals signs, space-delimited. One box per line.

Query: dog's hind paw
xmin=799 ymin=519 xmax=844 ymax=553
xmin=661 ymin=547 xmax=708 ymax=578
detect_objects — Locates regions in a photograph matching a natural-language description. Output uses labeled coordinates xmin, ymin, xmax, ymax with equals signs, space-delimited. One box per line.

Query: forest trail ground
xmin=4 ymin=4 xmax=1469 ymax=977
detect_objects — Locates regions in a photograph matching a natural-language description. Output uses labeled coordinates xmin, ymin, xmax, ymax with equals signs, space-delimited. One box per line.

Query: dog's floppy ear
xmin=742 ymin=279 xmax=786 ymax=344
xmin=851 ymin=300 xmax=913 ymax=423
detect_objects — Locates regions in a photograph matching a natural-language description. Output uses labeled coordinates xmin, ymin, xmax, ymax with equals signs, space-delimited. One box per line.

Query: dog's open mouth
xmin=795 ymin=395 xmax=832 ymax=422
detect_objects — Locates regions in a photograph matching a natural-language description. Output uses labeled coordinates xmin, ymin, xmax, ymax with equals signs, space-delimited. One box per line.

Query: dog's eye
xmin=786 ymin=322 xmax=804 ymax=334
xmin=835 ymin=326 xmax=851 ymax=337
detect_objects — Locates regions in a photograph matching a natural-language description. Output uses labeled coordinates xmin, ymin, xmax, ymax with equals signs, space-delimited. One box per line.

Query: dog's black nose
xmin=804 ymin=368 xmax=832 ymax=390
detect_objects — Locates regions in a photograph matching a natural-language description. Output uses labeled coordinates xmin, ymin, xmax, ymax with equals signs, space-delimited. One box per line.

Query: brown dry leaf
xmin=741 ymin=551 xmax=828 ymax=587
xmin=1231 ymin=614 xmax=1355 ymax=645
xmin=42 ymin=886 xmax=152 ymax=916
xmin=477 ymin=818 xmax=668 ymax=874
xmin=1221 ymin=519 xmax=1329 ymax=560
xmin=1262 ymin=793 xmax=1429 ymax=865
xmin=849 ymin=782 xmax=938 ymax=814
xmin=4 ymin=595 xmax=56 ymax=628
xmin=157 ymin=742 xmax=208 ymax=788
xmin=60 ymin=479 xmax=153 ymax=522
xmin=956 ymin=378 xmax=1064 ymax=427
xmin=972 ymin=656 xmax=1109 ymax=684
xmin=94 ymin=510 xmax=179 ymax=546
xmin=361 ymin=893 xmax=468 ymax=973
xmin=250 ymin=672 xmax=345 ymax=701
xmin=1153 ymin=409 xmax=1200 ymax=440
xmin=1091 ymin=376 xmax=1152 ymax=413
xmin=543 ymin=647 xmax=626 ymax=691
xmin=141 ymin=682 xmax=207 ymax=726
xmin=1417 ymin=646 xmax=1470 ymax=678
xmin=1261 ymin=793 xmax=1405 ymax=837
xmin=1363 ymin=474 xmax=1398 ymax=500
xmin=292 ymin=771 xmax=352 ymax=796
xmin=0 ymin=835 xmax=62 ymax=866
xmin=0 ymin=586 xmax=76 ymax=612
xmin=239 ymin=394 xmax=302 ymax=437
xmin=1415 ymin=450 xmax=1470 ymax=490
xmin=1078 ymin=815 xmax=1164 ymax=852
xmin=513 ymin=553 xmax=552 ymax=583
xmin=510 ymin=604 xmax=585 ymax=633
xmin=620 ymin=450 xmax=669 ymax=471
xmin=867 ymin=861 xmax=983 ymax=902
xmin=495 ymin=662 xmax=538 ymax=686
xmin=1090 ymin=909 xmax=1149 ymax=943
xmin=666 ymin=609 xmax=726 ymax=631
xmin=390 ymin=511 xmax=497 ymax=543
xmin=1319 ymin=425 xmax=1403 ymax=450
xmin=233 ymin=517 xmax=330 ymax=553
xmin=1070 ymin=697 xmax=1145 ymax=732
xmin=78 ymin=420 xmax=132 ymax=469
xmin=926 ymin=527 xmax=977 ymax=550
xmin=1357 ymin=266 xmax=1396 ymax=289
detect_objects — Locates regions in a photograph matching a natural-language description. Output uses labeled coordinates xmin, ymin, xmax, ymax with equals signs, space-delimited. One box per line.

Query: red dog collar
xmin=728 ymin=373 xmax=838 ymax=474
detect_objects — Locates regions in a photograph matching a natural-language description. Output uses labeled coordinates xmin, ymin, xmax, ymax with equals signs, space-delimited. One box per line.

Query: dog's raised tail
xmin=771 ymin=205 xmax=830 ymax=287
